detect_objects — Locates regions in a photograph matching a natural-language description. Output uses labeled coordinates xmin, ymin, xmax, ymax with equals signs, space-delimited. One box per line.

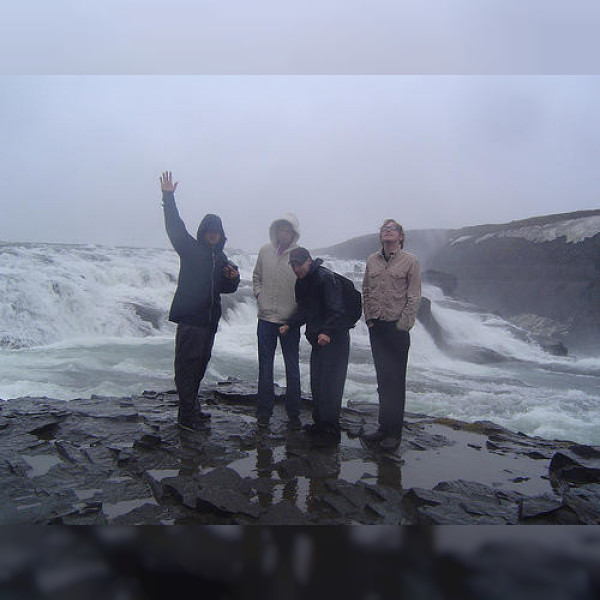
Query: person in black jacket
xmin=160 ymin=171 xmax=240 ymax=432
xmin=280 ymin=247 xmax=350 ymax=447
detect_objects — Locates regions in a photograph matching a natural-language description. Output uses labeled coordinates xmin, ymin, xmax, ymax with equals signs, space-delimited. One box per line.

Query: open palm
xmin=160 ymin=171 xmax=178 ymax=192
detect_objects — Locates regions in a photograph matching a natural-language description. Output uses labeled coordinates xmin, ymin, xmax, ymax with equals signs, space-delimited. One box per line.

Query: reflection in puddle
xmin=339 ymin=459 xmax=374 ymax=484
xmin=229 ymin=446 xmax=314 ymax=512
xmin=280 ymin=476 xmax=310 ymax=512
xmin=227 ymin=437 xmax=402 ymax=515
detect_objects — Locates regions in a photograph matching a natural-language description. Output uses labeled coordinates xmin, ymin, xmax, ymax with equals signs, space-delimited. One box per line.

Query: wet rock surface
xmin=1 ymin=379 xmax=599 ymax=525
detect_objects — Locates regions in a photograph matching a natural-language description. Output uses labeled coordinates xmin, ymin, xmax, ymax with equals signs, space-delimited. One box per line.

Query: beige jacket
xmin=252 ymin=214 xmax=300 ymax=323
xmin=362 ymin=248 xmax=422 ymax=331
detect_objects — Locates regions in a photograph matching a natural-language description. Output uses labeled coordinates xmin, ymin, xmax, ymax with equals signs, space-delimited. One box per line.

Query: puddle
xmin=105 ymin=442 xmax=135 ymax=451
xmin=220 ymin=423 xmax=555 ymax=517
xmin=339 ymin=459 xmax=377 ymax=484
xmin=399 ymin=426 xmax=554 ymax=495
xmin=74 ymin=488 xmax=102 ymax=501
xmin=278 ymin=476 xmax=310 ymax=512
xmin=229 ymin=444 xmax=289 ymax=478
xmin=229 ymin=454 xmax=258 ymax=478
xmin=102 ymin=497 xmax=159 ymax=520
xmin=228 ymin=446 xmax=314 ymax=512
xmin=21 ymin=454 xmax=63 ymax=478
xmin=16 ymin=502 xmax=43 ymax=512
xmin=296 ymin=476 xmax=310 ymax=512
xmin=146 ymin=469 xmax=180 ymax=481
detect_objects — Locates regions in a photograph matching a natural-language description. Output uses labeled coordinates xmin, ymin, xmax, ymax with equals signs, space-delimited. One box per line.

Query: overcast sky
xmin=2 ymin=2 xmax=599 ymax=251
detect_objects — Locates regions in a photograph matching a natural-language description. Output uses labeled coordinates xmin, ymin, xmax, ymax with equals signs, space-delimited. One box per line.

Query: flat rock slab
xmin=1 ymin=380 xmax=599 ymax=524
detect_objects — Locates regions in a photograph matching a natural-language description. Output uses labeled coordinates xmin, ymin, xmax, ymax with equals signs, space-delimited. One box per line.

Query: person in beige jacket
xmin=252 ymin=214 xmax=302 ymax=429
xmin=361 ymin=218 xmax=421 ymax=451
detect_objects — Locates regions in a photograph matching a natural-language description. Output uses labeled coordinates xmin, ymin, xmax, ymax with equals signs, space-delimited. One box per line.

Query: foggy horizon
xmin=3 ymin=203 xmax=596 ymax=253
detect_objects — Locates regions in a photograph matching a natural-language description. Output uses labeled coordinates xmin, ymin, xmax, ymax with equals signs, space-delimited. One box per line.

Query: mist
xmin=2 ymin=75 xmax=599 ymax=252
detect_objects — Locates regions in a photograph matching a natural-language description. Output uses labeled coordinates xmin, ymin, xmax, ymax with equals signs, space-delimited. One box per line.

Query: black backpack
xmin=332 ymin=271 xmax=362 ymax=328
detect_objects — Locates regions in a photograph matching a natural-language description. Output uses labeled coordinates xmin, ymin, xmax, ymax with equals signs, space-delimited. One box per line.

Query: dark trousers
xmin=174 ymin=323 xmax=216 ymax=420
xmin=369 ymin=321 xmax=411 ymax=438
xmin=309 ymin=330 xmax=350 ymax=432
xmin=257 ymin=319 xmax=301 ymax=419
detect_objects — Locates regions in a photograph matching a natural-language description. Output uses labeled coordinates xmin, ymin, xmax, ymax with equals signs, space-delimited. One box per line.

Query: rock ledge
xmin=1 ymin=379 xmax=599 ymax=524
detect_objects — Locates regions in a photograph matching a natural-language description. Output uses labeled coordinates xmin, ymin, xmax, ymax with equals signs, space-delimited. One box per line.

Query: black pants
xmin=369 ymin=321 xmax=411 ymax=438
xmin=309 ymin=330 xmax=350 ymax=432
xmin=174 ymin=323 xmax=216 ymax=420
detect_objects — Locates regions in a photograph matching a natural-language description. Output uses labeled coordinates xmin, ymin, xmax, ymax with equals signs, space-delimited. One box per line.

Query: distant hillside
xmin=313 ymin=228 xmax=450 ymax=267
xmin=315 ymin=209 xmax=600 ymax=353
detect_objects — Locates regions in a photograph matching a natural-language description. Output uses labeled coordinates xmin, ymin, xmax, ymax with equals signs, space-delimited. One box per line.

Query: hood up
xmin=269 ymin=213 xmax=300 ymax=248
xmin=197 ymin=214 xmax=226 ymax=251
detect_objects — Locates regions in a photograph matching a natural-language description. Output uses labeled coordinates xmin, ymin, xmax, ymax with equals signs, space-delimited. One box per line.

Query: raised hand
xmin=160 ymin=171 xmax=178 ymax=193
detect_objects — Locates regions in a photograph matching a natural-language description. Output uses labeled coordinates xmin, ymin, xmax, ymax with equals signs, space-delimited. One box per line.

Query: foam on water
xmin=1 ymin=242 xmax=599 ymax=444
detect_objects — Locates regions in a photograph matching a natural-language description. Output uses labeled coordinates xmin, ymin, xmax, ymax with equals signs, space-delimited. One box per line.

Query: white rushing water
xmin=1 ymin=242 xmax=599 ymax=445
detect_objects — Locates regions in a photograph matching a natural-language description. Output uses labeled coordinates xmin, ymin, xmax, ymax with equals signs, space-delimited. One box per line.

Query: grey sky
xmin=1 ymin=2 xmax=599 ymax=251
xmin=2 ymin=75 xmax=600 ymax=251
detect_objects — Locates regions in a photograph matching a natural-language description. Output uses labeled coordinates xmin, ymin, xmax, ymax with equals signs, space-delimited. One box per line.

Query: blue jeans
xmin=257 ymin=319 xmax=301 ymax=419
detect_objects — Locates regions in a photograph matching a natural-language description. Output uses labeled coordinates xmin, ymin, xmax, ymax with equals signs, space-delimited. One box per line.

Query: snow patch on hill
xmin=452 ymin=215 xmax=600 ymax=245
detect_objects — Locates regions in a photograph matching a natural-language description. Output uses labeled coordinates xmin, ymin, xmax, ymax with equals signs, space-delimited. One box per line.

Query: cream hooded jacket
xmin=252 ymin=214 xmax=300 ymax=324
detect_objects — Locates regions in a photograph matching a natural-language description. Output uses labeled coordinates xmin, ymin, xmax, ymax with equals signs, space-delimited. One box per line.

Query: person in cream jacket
xmin=252 ymin=214 xmax=302 ymax=429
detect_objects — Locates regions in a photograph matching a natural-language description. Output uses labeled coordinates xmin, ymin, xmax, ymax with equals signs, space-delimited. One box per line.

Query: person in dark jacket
xmin=279 ymin=247 xmax=350 ymax=447
xmin=160 ymin=171 xmax=240 ymax=432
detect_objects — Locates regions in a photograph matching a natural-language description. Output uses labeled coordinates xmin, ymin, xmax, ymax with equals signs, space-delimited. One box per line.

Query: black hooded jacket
xmin=163 ymin=191 xmax=239 ymax=329
xmin=287 ymin=258 xmax=346 ymax=345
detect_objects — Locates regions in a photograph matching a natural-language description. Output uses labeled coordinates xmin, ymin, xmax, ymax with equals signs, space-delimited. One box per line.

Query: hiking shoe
xmin=287 ymin=416 xmax=302 ymax=430
xmin=361 ymin=429 xmax=386 ymax=443
xmin=257 ymin=416 xmax=270 ymax=428
xmin=380 ymin=436 xmax=401 ymax=451
xmin=196 ymin=411 xmax=212 ymax=421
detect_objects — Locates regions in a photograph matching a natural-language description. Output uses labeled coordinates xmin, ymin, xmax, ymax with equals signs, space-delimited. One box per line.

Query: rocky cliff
xmin=315 ymin=210 xmax=600 ymax=353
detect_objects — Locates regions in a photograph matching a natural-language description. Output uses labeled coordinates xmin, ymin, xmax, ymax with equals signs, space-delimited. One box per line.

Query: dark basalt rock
xmin=422 ymin=269 xmax=458 ymax=296
xmin=403 ymin=480 xmax=523 ymax=525
xmin=562 ymin=484 xmax=600 ymax=524
xmin=1 ymin=380 xmax=600 ymax=525
xmin=549 ymin=450 xmax=600 ymax=485
xmin=213 ymin=378 xmax=285 ymax=403
xmin=126 ymin=302 xmax=166 ymax=331
xmin=542 ymin=341 xmax=569 ymax=357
